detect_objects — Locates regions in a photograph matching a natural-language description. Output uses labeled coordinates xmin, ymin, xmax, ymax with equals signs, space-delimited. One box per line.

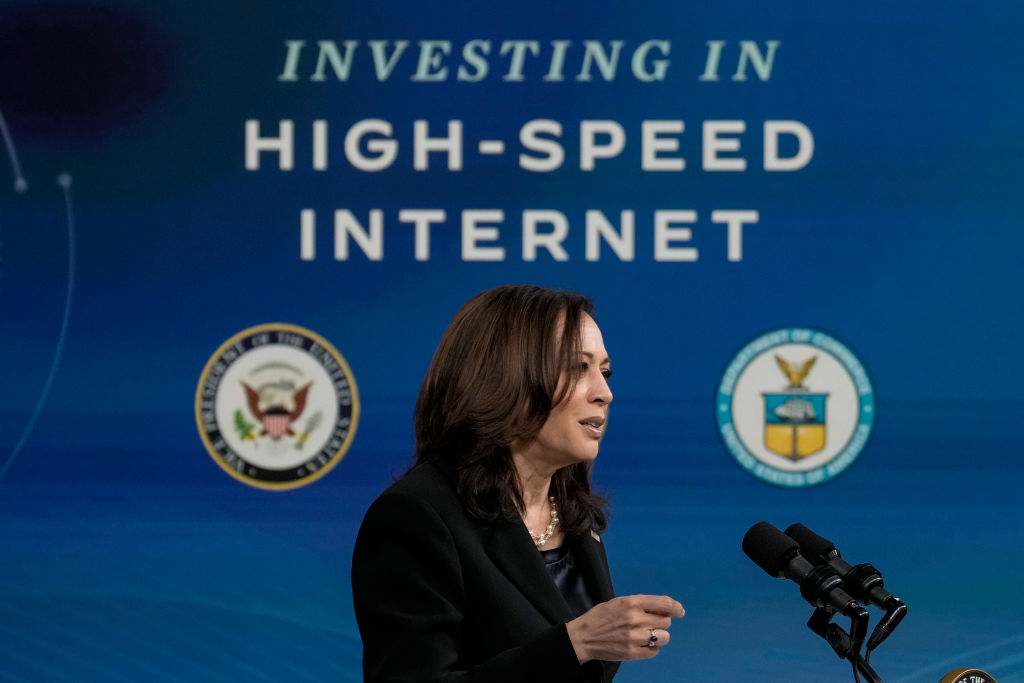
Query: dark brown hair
xmin=414 ymin=284 xmax=608 ymax=534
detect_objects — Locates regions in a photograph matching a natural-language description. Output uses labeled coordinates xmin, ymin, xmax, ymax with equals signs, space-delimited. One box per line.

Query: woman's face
xmin=517 ymin=314 xmax=613 ymax=471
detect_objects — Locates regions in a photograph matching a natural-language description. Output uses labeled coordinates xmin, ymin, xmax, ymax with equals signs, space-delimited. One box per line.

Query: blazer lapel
xmin=483 ymin=518 xmax=573 ymax=624
xmin=566 ymin=530 xmax=615 ymax=604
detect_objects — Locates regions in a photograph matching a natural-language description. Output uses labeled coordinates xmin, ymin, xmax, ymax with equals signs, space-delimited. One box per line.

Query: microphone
xmin=785 ymin=523 xmax=907 ymax=651
xmin=742 ymin=522 xmax=869 ymax=624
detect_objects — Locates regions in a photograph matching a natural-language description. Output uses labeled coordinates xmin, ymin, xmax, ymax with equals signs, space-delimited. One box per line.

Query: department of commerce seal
xmin=195 ymin=323 xmax=359 ymax=490
xmin=715 ymin=327 xmax=874 ymax=488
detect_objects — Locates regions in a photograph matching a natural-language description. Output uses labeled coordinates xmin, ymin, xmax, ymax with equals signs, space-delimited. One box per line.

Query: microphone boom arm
xmin=807 ymin=605 xmax=882 ymax=683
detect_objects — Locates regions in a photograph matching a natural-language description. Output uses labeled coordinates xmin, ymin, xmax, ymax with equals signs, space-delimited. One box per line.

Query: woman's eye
xmin=577 ymin=362 xmax=611 ymax=379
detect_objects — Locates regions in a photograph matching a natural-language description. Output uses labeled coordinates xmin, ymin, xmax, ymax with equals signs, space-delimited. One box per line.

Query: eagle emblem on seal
xmin=241 ymin=380 xmax=311 ymax=440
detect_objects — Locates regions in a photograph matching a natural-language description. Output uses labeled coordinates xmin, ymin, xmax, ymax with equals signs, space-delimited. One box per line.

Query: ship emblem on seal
xmin=763 ymin=355 xmax=828 ymax=460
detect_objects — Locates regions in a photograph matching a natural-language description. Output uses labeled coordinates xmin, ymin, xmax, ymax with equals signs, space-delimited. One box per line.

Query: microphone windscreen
xmin=784 ymin=523 xmax=837 ymax=561
xmin=743 ymin=521 xmax=799 ymax=578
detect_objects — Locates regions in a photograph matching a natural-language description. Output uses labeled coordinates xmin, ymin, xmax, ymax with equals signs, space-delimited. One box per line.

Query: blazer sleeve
xmin=351 ymin=490 xmax=600 ymax=683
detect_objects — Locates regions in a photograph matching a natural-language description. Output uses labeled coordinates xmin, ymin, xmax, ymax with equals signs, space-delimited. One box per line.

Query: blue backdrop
xmin=1 ymin=1 xmax=1022 ymax=681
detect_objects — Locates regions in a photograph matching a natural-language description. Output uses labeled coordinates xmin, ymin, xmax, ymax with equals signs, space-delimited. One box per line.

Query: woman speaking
xmin=352 ymin=285 xmax=684 ymax=682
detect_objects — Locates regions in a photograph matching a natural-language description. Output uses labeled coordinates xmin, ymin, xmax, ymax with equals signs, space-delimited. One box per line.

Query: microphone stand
xmin=807 ymin=606 xmax=881 ymax=683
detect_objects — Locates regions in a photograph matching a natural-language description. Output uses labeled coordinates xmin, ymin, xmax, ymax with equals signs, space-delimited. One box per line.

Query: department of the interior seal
xmin=195 ymin=323 xmax=359 ymax=490
xmin=716 ymin=327 xmax=874 ymax=488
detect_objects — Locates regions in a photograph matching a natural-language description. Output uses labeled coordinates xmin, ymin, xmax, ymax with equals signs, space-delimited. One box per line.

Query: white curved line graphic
xmin=0 ymin=107 xmax=27 ymax=193
xmin=0 ymin=173 xmax=75 ymax=483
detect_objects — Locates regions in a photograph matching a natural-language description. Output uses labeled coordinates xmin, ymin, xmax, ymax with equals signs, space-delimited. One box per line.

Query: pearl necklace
xmin=528 ymin=496 xmax=559 ymax=548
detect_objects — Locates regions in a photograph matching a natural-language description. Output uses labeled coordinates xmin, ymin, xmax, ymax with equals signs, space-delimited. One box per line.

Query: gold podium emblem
xmin=939 ymin=668 xmax=997 ymax=683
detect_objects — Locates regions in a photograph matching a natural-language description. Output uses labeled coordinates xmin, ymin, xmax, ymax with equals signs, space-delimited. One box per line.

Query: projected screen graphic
xmin=0 ymin=2 xmax=1022 ymax=681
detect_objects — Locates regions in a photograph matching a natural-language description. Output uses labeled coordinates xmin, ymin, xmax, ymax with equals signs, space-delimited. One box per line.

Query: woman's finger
xmin=643 ymin=615 xmax=673 ymax=631
xmin=650 ymin=628 xmax=671 ymax=647
xmin=637 ymin=595 xmax=685 ymax=618
xmin=636 ymin=627 xmax=671 ymax=649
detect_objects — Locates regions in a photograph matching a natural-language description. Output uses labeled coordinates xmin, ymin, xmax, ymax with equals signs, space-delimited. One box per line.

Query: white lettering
xmin=711 ymin=209 xmax=758 ymax=261
xmin=577 ymin=41 xmax=624 ymax=81
xmin=414 ymin=120 xmax=463 ymax=171
xmin=335 ymin=209 xmax=383 ymax=260
xmin=398 ymin=209 xmax=445 ymax=261
xmin=457 ymin=40 xmax=490 ymax=81
xmin=311 ymin=40 xmax=359 ymax=81
xmin=703 ymin=120 xmax=746 ymax=171
xmin=733 ymin=40 xmax=780 ymax=81
xmin=699 ymin=40 xmax=727 ymax=81
xmin=580 ymin=120 xmax=625 ymax=170
xmin=500 ymin=40 xmax=540 ymax=81
xmin=368 ymin=40 xmax=409 ymax=81
xmin=642 ymin=120 xmax=685 ymax=171
xmin=522 ymin=210 xmax=569 ymax=261
xmin=654 ymin=210 xmax=698 ymax=261
xmin=462 ymin=210 xmax=505 ymax=261
xmin=300 ymin=209 xmax=316 ymax=261
xmin=395 ymin=209 xmax=444 ymax=260
xmin=764 ymin=120 xmax=814 ymax=171
xmin=296 ymin=208 xmax=756 ymax=263
xmin=344 ymin=119 xmax=397 ymax=172
xmin=544 ymin=40 xmax=572 ymax=81
xmin=519 ymin=119 xmax=565 ymax=172
xmin=585 ymin=210 xmax=635 ymax=261
xmin=312 ymin=119 xmax=327 ymax=170
xmin=631 ymin=40 xmax=670 ymax=82
xmin=412 ymin=40 xmax=451 ymax=81
xmin=245 ymin=119 xmax=293 ymax=170
xmin=278 ymin=40 xmax=305 ymax=81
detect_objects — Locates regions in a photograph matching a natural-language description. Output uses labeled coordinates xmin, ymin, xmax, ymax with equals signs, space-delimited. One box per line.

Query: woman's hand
xmin=565 ymin=594 xmax=685 ymax=664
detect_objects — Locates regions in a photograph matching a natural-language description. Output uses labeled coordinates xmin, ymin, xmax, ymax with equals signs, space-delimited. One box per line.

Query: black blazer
xmin=352 ymin=460 xmax=619 ymax=682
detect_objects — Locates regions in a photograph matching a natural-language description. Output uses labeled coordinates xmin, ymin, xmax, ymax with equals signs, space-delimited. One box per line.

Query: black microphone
xmin=785 ymin=523 xmax=907 ymax=651
xmin=742 ymin=522 xmax=869 ymax=624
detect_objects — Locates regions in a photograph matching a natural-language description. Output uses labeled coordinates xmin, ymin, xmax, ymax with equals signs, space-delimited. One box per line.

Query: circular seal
xmin=195 ymin=323 xmax=359 ymax=490
xmin=939 ymin=669 xmax=998 ymax=683
xmin=715 ymin=327 xmax=874 ymax=488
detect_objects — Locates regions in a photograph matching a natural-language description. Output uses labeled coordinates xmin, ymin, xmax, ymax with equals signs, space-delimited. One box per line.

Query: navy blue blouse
xmin=539 ymin=543 xmax=595 ymax=618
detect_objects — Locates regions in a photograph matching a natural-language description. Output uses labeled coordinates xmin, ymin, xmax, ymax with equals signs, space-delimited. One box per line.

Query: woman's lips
xmin=580 ymin=416 xmax=605 ymax=437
